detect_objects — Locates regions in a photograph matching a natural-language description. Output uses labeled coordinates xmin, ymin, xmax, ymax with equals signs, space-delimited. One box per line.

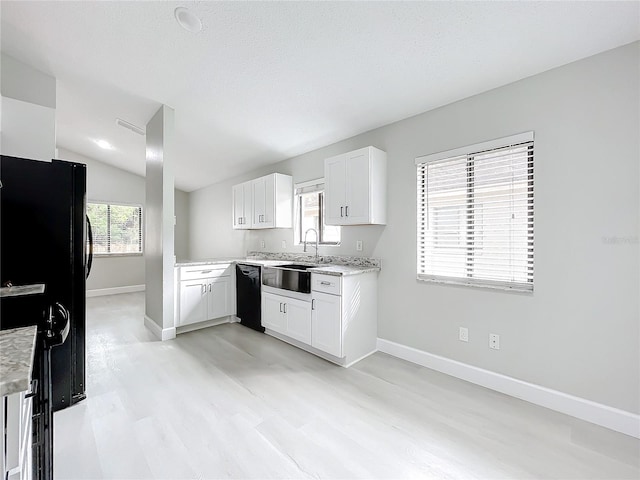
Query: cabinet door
xmin=311 ymin=291 xmax=342 ymax=357
xmin=253 ymin=175 xmax=277 ymax=229
xmin=262 ymin=292 xmax=286 ymax=334
xmin=252 ymin=177 xmax=266 ymax=227
xmin=232 ymin=182 xmax=252 ymax=229
xmin=242 ymin=181 xmax=253 ymax=228
xmin=232 ymin=183 xmax=245 ymax=229
xmin=284 ymin=297 xmax=312 ymax=345
xmin=344 ymin=149 xmax=370 ymax=224
xmin=207 ymin=277 xmax=230 ymax=320
xmin=262 ymin=174 xmax=276 ymax=228
xmin=324 ymin=154 xmax=347 ymax=225
xmin=179 ymin=280 xmax=207 ymax=326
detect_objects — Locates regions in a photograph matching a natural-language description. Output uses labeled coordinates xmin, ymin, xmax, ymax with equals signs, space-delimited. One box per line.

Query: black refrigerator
xmin=0 ymin=155 xmax=91 ymax=479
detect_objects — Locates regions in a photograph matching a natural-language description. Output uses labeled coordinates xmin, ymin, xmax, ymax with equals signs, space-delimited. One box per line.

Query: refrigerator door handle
xmin=86 ymin=215 xmax=94 ymax=279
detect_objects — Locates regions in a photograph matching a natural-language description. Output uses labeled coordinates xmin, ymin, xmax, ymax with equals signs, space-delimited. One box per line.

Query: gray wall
xmin=174 ymin=189 xmax=190 ymax=261
xmin=189 ymin=42 xmax=639 ymax=414
xmin=1 ymin=53 xmax=56 ymax=162
xmin=144 ymin=106 xmax=175 ymax=331
xmin=58 ymin=148 xmax=189 ymax=291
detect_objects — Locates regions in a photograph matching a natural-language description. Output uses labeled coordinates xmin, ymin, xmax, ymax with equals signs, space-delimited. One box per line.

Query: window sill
xmin=417 ymin=275 xmax=533 ymax=294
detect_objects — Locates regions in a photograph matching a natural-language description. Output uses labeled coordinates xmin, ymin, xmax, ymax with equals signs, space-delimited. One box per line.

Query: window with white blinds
xmin=416 ymin=132 xmax=534 ymax=291
xmin=87 ymin=202 xmax=143 ymax=255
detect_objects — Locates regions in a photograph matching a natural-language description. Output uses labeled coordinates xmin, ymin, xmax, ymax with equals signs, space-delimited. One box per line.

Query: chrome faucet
xmin=303 ymin=228 xmax=319 ymax=263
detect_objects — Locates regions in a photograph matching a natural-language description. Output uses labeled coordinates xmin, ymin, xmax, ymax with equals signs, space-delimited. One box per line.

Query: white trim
xmin=86 ymin=284 xmax=145 ymax=297
xmin=144 ymin=315 xmax=176 ymax=341
xmin=377 ymin=338 xmax=640 ymax=439
xmin=415 ymin=131 xmax=534 ymax=165
xmin=176 ymin=316 xmax=236 ymax=335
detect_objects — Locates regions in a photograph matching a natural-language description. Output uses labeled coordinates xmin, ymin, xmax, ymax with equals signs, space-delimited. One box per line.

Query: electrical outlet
xmin=489 ymin=333 xmax=500 ymax=350
xmin=356 ymin=240 xmax=363 ymax=251
xmin=260 ymin=240 xmax=265 ymax=249
xmin=281 ymin=240 xmax=286 ymax=249
xmin=459 ymin=327 xmax=469 ymax=342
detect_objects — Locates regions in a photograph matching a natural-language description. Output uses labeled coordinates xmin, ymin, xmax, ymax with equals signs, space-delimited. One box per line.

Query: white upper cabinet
xmin=252 ymin=173 xmax=292 ymax=229
xmin=233 ymin=173 xmax=292 ymax=230
xmin=232 ymin=181 xmax=252 ymax=229
xmin=324 ymin=146 xmax=387 ymax=225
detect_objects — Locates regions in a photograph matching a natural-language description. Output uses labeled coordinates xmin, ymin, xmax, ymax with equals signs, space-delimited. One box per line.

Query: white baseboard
xmin=144 ymin=315 xmax=176 ymax=341
xmin=176 ymin=316 xmax=236 ymax=335
xmin=377 ymin=338 xmax=640 ymax=439
xmin=87 ymin=284 xmax=145 ymax=297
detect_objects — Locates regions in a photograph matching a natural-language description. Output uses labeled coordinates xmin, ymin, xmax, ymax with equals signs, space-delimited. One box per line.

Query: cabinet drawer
xmin=311 ymin=273 xmax=341 ymax=295
xmin=180 ymin=264 xmax=231 ymax=280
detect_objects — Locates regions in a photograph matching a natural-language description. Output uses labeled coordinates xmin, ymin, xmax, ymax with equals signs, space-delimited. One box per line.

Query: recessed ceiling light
xmin=94 ymin=139 xmax=114 ymax=150
xmin=174 ymin=7 xmax=202 ymax=33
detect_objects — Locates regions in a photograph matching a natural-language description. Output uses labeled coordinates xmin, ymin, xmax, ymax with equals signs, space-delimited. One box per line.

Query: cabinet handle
xmin=201 ymin=270 xmax=212 ymax=274
xmin=201 ymin=284 xmax=206 ymax=294
xmin=340 ymin=206 xmax=344 ymax=217
xmin=345 ymin=206 xmax=349 ymax=217
xmin=320 ymin=281 xmax=331 ymax=286
xmin=209 ymin=284 xmax=212 ymax=292
xmin=311 ymin=299 xmax=315 ymax=310
xmin=283 ymin=303 xmax=287 ymax=314
xmin=279 ymin=302 xmax=282 ymax=313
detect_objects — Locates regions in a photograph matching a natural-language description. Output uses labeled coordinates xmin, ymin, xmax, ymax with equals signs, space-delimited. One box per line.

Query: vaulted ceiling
xmin=2 ymin=1 xmax=638 ymax=191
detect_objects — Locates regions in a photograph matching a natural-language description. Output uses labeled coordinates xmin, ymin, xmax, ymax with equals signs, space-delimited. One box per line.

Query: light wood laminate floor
xmin=55 ymin=293 xmax=639 ymax=479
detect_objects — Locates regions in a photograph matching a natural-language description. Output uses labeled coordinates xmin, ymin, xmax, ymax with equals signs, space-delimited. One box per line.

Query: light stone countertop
xmin=175 ymin=258 xmax=380 ymax=276
xmin=0 ymin=284 xmax=45 ymax=298
xmin=0 ymin=325 xmax=37 ymax=397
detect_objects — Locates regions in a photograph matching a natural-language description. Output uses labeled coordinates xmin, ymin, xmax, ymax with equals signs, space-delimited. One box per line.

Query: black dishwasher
xmin=235 ymin=264 xmax=264 ymax=332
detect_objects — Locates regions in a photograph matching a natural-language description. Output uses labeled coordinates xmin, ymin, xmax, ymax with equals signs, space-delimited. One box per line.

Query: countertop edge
xmin=0 ymin=325 xmax=37 ymax=397
xmin=175 ymin=259 xmax=380 ymax=276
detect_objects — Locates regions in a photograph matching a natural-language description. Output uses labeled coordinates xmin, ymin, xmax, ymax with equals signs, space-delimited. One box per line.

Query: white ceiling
xmin=1 ymin=1 xmax=638 ymax=192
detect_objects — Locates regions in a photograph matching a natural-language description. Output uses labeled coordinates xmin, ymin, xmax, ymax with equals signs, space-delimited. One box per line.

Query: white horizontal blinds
xmin=295 ymin=180 xmax=324 ymax=195
xmin=417 ymin=135 xmax=534 ymax=291
xmin=87 ymin=203 xmax=108 ymax=254
xmin=87 ymin=202 xmax=143 ymax=254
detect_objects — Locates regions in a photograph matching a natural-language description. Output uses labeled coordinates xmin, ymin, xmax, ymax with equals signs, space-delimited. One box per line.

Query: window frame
xmin=87 ymin=200 xmax=144 ymax=257
xmin=294 ymin=180 xmax=341 ymax=247
xmin=415 ymin=132 xmax=534 ymax=292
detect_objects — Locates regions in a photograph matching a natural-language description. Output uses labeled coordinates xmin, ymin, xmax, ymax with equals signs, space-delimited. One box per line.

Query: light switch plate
xmin=356 ymin=240 xmax=363 ymax=251
xmin=260 ymin=240 xmax=265 ymax=249
xmin=281 ymin=240 xmax=286 ymax=249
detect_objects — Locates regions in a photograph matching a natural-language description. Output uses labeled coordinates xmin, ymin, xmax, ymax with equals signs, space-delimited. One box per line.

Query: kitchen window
xmin=294 ymin=180 xmax=341 ymax=245
xmin=87 ymin=202 xmax=143 ymax=255
xmin=416 ymin=132 xmax=534 ymax=291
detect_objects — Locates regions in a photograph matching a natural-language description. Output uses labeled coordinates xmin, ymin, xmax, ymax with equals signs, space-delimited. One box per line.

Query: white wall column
xmin=0 ymin=53 xmax=56 ymax=160
xmin=144 ymin=105 xmax=176 ymax=341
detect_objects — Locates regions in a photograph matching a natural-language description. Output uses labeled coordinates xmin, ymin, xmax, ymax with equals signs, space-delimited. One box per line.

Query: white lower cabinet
xmin=263 ymin=272 xmax=378 ymax=367
xmin=176 ymin=264 xmax=235 ymax=328
xmin=284 ymin=298 xmax=312 ymax=344
xmin=311 ymin=291 xmax=342 ymax=358
xmin=262 ymin=292 xmax=311 ymax=344
xmin=2 ymin=391 xmax=33 ymax=480
xmin=262 ymin=292 xmax=287 ymax=332
xmin=179 ymin=279 xmax=209 ymax=325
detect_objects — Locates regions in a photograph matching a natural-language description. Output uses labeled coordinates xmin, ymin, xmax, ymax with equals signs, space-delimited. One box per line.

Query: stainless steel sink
xmin=262 ymin=264 xmax=315 ymax=293
xmin=277 ymin=264 xmax=315 ymax=271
